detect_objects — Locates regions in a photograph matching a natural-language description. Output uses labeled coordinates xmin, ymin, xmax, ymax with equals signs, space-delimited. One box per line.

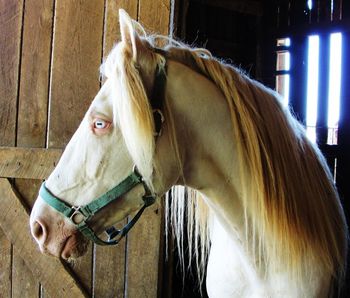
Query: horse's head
xmin=29 ymin=10 xmax=181 ymax=260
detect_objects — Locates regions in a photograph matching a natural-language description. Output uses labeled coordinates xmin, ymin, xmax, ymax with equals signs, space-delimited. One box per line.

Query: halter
xmin=39 ymin=55 xmax=167 ymax=246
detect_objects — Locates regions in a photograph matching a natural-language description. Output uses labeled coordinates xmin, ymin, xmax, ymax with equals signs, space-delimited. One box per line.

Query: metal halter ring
xmin=69 ymin=206 xmax=88 ymax=225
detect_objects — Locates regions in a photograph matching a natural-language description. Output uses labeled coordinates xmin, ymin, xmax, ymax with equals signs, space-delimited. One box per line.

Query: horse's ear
xmin=119 ymin=9 xmax=144 ymax=62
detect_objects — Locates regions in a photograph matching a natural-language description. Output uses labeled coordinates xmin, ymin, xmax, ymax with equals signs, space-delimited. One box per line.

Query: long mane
xmin=101 ymin=19 xmax=347 ymax=292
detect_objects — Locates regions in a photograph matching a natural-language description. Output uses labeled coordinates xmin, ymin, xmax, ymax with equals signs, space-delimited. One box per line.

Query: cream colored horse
xmin=30 ymin=10 xmax=347 ymax=297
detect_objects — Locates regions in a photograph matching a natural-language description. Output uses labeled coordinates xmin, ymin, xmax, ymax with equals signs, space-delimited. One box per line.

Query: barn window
xmin=327 ymin=32 xmax=342 ymax=145
xmin=306 ymin=34 xmax=320 ymax=142
xmin=276 ymin=32 xmax=343 ymax=145
xmin=276 ymin=38 xmax=291 ymax=105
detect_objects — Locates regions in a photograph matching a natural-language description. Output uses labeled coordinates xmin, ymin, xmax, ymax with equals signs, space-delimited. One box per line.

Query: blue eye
xmin=94 ymin=119 xmax=107 ymax=129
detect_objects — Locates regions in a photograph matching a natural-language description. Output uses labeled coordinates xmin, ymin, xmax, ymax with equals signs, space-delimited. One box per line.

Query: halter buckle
xmin=70 ymin=206 xmax=88 ymax=225
xmin=153 ymin=109 xmax=165 ymax=137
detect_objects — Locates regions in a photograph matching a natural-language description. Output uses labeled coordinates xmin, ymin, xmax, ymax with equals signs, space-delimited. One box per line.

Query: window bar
xmin=315 ymin=34 xmax=330 ymax=145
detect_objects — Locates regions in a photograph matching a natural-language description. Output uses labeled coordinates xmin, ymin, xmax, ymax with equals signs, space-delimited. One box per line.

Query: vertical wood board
xmin=48 ymin=0 xmax=105 ymax=148
xmin=14 ymin=1 xmax=54 ymax=294
xmin=126 ymin=205 xmax=163 ymax=298
xmin=0 ymin=0 xmax=23 ymax=146
xmin=103 ymin=0 xmax=138 ymax=55
xmin=0 ymin=1 xmax=24 ymax=296
xmin=0 ymin=230 xmax=12 ymax=298
xmin=138 ymin=0 xmax=171 ymax=35
xmin=17 ymin=0 xmax=54 ymax=148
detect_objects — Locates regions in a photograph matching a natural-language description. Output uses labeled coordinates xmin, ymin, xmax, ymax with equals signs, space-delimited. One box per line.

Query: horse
xmin=30 ymin=9 xmax=347 ymax=297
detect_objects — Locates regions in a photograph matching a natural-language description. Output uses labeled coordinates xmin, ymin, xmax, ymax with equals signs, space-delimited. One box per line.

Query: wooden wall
xmin=0 ymin=0 xmax=172 ymax=297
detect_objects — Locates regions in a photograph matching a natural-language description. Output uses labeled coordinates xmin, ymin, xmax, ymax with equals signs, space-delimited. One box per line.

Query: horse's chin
xmin=61 ymin=232 xmax=89 ymax=260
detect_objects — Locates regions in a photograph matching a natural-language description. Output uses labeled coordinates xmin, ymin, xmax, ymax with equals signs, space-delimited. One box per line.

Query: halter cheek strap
xmin=39 ymin=168 xmax=156 ymax=245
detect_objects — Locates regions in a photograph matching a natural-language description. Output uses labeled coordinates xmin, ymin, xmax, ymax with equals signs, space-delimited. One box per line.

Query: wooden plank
xmin=12 ymin=251 xmax=38 ymax=298
xmin=103 ymin=0 xmax=138 ymax=55
xmin=48 ymin=0 xmax=105 ymax=293
xmin=0 ymin=1 xmax=24 ymax=295
xmin=13 ymin=180 xmax=42 ymax=210
xmin=138 ymin=0 xmax=171 ymax=35
xmin=93 ymin=227 xmax=127 ymax=298
xmin=0 ymin=229 xmax=12 ymax=298
xmin=48 ymin=0 xmax=105 ymax=148
xmin=0 ymin=0 xmax=22 ymax=146
xmin=126 ymin=204 xmax=163 ymax=298
xmin=13 ymin=179 xmax=42 ymax=296
xmin=91 ymin=4 xmax=139 ymax=297
xmin=0 ymin=178 xmax=87 ymax=297
xmin=12 ymin=179 xmax=42 ymax=297
xmin=0 ymin=147 xmax=62 ymax=179
xmin=17 ymin=0 xmax=53 ymax=148
xmin=15 ymin=1 xmax=54 ymax=295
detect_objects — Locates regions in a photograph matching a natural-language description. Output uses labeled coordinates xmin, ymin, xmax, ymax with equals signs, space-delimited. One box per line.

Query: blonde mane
xmin=101 ymin=19 xmax=347 ymax=293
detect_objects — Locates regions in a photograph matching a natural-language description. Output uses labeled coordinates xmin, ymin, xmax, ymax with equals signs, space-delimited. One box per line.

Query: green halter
xmin=39 ymin=56 xmax=167 ymax=246
xmin=39 ymin=168 xmax=156 ymax=245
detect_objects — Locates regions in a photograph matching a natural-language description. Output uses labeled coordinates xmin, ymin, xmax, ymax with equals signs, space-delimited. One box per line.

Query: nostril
xmin=31 ymin=220 xmax=47 ymax=244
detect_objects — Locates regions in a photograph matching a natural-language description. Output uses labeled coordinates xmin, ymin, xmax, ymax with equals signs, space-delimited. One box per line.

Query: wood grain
xmin=14 ymin=1 xmax=55 ymax=293
xmin=126 ymin=204 xmax=163 ymax=298
xmin=48 ymin=0 xmax=105 ymax=148
xmin=103 ymin=0 xmax=138 ymax=55
xmin=0 ymin=147 xmax=62 ymax=179
xmin=93 ymin=226 xmax=127 ymax=298
xmin=138 ymin=0 xmax=171 ymax=35
xmin=0 ymin=0 xmax=23 ymax=146
xmin=0 ymin=0 xmax=24 ymax=295
xmin=12 ymin=251 xmax=39 ymax=298
xmin=17 ymin=0 xmax=53 ymax=148
xmin=0 ymin=178 xmax=87 ymax=297
xmin=0 ymin=229 xmax=12 ymax=297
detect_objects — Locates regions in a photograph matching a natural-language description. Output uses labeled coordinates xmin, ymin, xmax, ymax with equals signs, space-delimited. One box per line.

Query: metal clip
xmin=70 ymin=206 xmax=88 ymax=224
xmin=153 ymin=109 xmax=165 ymax=137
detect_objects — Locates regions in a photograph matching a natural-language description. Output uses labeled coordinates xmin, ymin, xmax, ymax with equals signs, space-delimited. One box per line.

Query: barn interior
xmin=0 ymin=0 xmax=349 ymax=297
xmin=165 ymin=1 xmax=350 ymax=296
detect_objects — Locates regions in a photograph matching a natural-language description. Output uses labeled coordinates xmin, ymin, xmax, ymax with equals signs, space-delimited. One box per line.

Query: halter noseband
xmin=39 ymin=55 xmax=167 ymax=246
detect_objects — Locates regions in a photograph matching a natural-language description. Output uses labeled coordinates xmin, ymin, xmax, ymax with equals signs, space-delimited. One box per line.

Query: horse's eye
xmin=92 ymin=118 xmax=111 ymax=134
xmin=94 ymin=119 xmax=107 ymax=129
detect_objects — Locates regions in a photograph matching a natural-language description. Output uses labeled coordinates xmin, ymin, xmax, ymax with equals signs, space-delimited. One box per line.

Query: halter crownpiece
xmin=151 ymin=56 xmax=167 ymax=136
xmin=40 ymin=54 xmax=167 ymax=246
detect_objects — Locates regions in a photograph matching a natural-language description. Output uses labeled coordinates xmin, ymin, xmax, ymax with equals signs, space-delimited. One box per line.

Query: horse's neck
xmin=166 ymin=59 xmax=247 ymax=238
xmin=166 ymin=60 xmax=329 ymax=297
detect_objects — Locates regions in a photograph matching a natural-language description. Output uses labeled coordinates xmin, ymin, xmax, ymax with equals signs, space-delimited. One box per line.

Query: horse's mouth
xmin=61 ymin=232 xmax=89 ymax=260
